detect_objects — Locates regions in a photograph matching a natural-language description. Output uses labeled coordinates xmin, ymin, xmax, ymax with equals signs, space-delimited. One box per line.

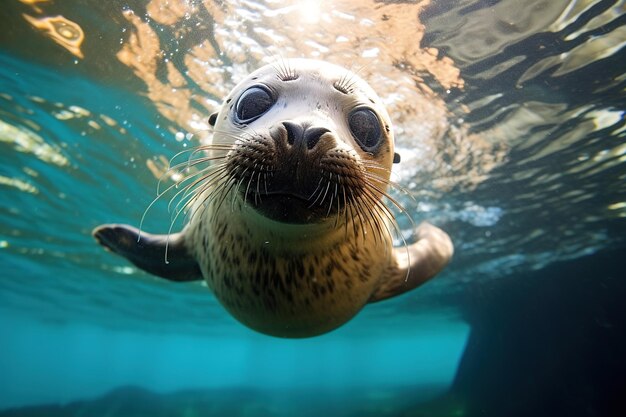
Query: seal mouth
xmin=226 ymin=136 xmax=334 ymax=224
xmin=243 ymin=174 xmax=333 ymax=224
xmin=249 ymin=191 xmax=327 ymax=224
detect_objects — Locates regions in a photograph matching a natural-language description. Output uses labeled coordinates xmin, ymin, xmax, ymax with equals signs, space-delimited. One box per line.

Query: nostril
xmin=281 ymin=122 xmax=330 ymax=149
xmin=282 ymin=121 xmax=303 ymax=146
xmin=303 ymin=127 xmax=330 ymax=149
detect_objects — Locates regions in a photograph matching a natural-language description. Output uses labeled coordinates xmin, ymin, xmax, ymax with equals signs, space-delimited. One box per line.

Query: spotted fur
xmin=185 ymin=196 xmax=391 ymax=337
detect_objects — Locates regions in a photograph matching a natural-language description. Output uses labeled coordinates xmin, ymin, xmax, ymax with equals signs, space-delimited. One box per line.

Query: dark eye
xmin=348 ymin=108 xmax=383 ymax=150
xmin=235 ymin=86 xmax=274 ymax=123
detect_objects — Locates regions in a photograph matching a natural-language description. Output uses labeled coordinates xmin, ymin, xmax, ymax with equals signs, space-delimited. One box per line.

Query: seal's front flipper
xmin=369 ymin=222 xmax=453 ymax=303
xmin=92 ymin=224 xmax=202 ymax=282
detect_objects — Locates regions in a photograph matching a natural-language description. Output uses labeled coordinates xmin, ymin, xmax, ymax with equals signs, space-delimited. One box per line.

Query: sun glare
xmin=297 ymin=0 xmax=322 ymax=24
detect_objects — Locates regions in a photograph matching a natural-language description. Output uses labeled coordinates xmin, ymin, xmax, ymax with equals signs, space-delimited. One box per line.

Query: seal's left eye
xmin=235 ymin=86 xmax=274 ymax=123
xmin=348 ymin=108 xmax=382 ymax=151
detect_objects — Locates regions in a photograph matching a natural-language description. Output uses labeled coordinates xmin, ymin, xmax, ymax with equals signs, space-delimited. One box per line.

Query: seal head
xmin=215 ymin=59 xmax=396 ymax=224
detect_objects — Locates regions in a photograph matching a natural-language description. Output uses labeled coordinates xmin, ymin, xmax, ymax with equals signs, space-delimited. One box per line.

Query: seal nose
xmin=283 ymin=121 xmax=330 ymax=150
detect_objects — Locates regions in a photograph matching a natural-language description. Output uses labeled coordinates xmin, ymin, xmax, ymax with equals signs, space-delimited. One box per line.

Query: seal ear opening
xmin=393 ymin=152 xmax=401 ymax=164
xmin=208 ymin=112 xmax=218 ymax=126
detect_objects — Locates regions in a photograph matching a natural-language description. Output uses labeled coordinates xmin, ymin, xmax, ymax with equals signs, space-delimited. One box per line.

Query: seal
xmin=93 ymin=59 xmax=453 ymax=338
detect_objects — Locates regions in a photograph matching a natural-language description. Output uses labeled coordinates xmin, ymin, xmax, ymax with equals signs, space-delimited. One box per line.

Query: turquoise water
xmin=1 ymin=1 xmax=625 ymax=416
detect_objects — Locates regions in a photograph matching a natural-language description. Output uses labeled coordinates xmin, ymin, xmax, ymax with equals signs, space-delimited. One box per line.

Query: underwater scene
xmin=1 ymin=0 xmax=625 ymax=416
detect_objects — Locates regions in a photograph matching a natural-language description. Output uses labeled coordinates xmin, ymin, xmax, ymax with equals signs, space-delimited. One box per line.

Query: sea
xmin=0 ymin=1 xmax=624 ymax=416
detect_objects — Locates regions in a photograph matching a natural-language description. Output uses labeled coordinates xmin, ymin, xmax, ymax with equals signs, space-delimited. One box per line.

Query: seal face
xmin=93 ymin=59 xmax=454 ymax=338
xmin=214 ymin=59 xmax=394 ymax=225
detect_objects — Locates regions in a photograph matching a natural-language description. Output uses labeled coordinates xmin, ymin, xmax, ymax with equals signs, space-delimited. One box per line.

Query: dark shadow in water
xmin=410 ymin=247 xmax=626 ymax=417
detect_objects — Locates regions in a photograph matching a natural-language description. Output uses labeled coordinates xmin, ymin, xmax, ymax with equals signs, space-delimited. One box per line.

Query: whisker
xmin=355 ymin=192 xmax=383 ymax=244
xmin=165 ymin=164 xmax=227 ymax=210
xmin=139 ymin=173 xmax=201 ymax=240
xmin=347 ymin=193 xmax=366 ymax=241
xmin=334 ymin=181 xmax=343 ymax=228
xmin=357 ymin=182 xmax=411 ymax=276
xmin=231 ymin=167 xmax=251 ymax=210
xmin=359 ymin=169 xmax=418 ymax=208
xmin=243 ymin=164 xmax=258 ymax=206
xmin=363 ymin=180 xmax=414 ymax=227
xmin=340 ymin=185 xmax=353 ymax=233
xmin=214 ymin=176 xmax=239 ymax=215
xmin=319 ymin=180 xmax=332 ymax=207
xmin=325 ymin=176 xmax=336 ymax=218
xmin=170 ymin=166 xmax=229 ymax=218
xmin=307 ymin=176 xmax=326 ymax=208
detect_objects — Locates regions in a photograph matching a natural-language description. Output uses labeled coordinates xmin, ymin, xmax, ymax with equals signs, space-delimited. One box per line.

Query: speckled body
xmin=185 ymin=196 xmax=393 ymax=337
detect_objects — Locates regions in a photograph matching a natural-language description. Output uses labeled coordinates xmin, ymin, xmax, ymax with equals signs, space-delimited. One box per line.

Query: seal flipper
xmin=369 ymin=222 xmax=453 ymax=302
xmin=92 ymin=224 xmax=202 ymax=282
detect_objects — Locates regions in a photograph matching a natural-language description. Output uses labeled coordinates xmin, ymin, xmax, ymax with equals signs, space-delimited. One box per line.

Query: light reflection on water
xmin=0 ymin=0 xmax=624 ymax=332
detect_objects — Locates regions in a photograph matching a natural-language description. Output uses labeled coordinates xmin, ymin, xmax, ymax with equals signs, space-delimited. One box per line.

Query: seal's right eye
xmin=235 ymin=86 xmax=275 ymax=123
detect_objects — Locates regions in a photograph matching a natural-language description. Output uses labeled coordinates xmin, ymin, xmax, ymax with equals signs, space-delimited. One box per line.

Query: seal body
xmin=187 ymin=199 xmax=391 ymax=337
xmin=93 ymin=59 xmax=453 ymax=338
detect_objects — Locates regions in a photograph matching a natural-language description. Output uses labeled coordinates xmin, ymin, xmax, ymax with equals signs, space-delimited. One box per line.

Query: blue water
xmin=1 ymin=1 xmax=625 ymax=416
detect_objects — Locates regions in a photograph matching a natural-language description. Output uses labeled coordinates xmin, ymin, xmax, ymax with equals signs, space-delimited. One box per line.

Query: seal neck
xmin=236 ymin=204 xmax=351 ymax=252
